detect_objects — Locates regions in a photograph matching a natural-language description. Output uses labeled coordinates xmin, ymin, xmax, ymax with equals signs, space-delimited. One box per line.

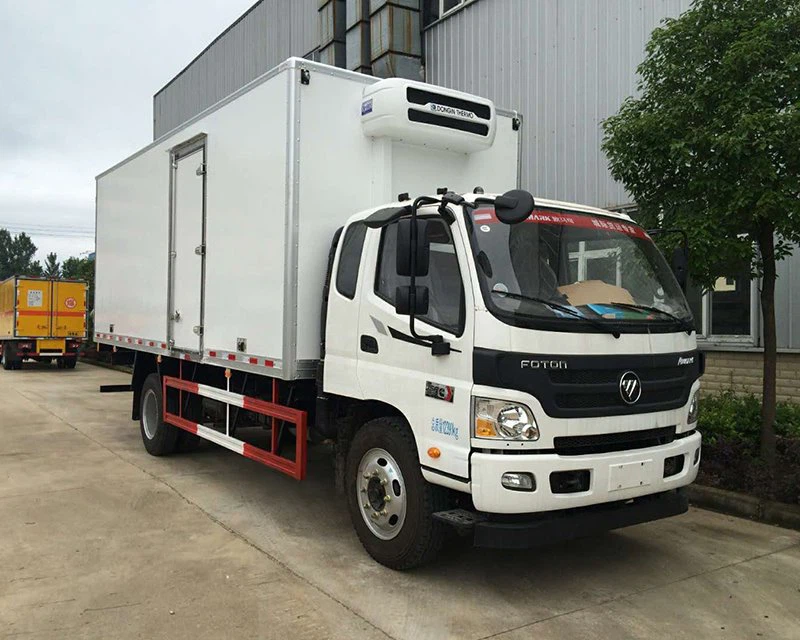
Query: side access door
xmin=168 ymin=136 xmax=207 ymax=353
xmin=52 ymin=280 xmax=87 ymax=338
xmin=356 ymin=217 xmax=475 ymax=482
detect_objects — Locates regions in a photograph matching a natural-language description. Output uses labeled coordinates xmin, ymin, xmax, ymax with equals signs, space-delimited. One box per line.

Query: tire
xmin=63 ymin=357 xmax=77 ymax=369
xmin=139 ymin=373 xmax=179 ymax=456
xmin=57 ymin=359 xmax=65 ymax=369
xmin=1 ymin=344 xmax=13 ymax=371
xmin=345 ymin=416 xmax=449 ymax=570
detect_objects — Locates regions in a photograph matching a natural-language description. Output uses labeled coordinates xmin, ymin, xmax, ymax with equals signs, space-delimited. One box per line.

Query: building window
xmin=710 ymin=275 xmax=751 ymax=336
xmin=441 ymin=0 xmax=464 ymax=16
xmin=423 ymin=0 xmax=471 ymax=25
xmin=690 ymin=268 xmax=758 ymax=344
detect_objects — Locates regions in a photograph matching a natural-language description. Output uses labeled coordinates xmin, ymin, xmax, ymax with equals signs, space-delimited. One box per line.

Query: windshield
xmin=466 ymin=207 xmax=693 ymax=334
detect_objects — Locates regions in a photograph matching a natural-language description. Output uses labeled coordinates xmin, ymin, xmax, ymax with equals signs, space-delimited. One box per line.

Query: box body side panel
xmin=202 ymin=73 xmax=288 ymax=364
xmin=96 ymin=69 xmax=291 ymax=366
xmin=16 ymin=279 xmax=52 ymax=338
xmin=96 ymin=144 xmax=170 ymax=343
xmin=0 ymin=278 xmax=15 ymax=338
xmin=295 ymin=72 xmax=383 ymax=363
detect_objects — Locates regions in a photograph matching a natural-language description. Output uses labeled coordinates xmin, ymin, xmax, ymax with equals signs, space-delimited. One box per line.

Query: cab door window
xmin=375 ymin=219 xmax=465 ymax=336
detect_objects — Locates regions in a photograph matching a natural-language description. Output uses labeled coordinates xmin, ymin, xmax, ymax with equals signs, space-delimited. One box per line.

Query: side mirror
xmin=394 ymin=285 xmax=429 ymax=316
xmin=396 ymin=218 xmax=430 ymax=277
xmin=494 ymin=189 xmax=535 ymax=224
xmin=671 ymin=246 xmax=688 ymax=291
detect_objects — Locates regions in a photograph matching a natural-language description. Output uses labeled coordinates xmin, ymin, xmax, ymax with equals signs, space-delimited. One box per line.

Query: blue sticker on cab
xmin=361 ymin=98 xmax=373 ymax=116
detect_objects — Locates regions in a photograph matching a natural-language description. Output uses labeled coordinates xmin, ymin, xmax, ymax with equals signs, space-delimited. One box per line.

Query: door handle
xmin=360 ymin=335 xmax=378 ymax=354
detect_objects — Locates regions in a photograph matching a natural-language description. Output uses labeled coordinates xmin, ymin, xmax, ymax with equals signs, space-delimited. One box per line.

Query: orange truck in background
xmin=0 ymin=276 xmax=88 ymax=370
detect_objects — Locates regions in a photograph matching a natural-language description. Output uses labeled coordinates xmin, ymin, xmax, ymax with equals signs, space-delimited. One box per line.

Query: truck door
xmin=356 ymin=217 xmax=474 ymax=481
xmin=52 ymin=280 xmax=87 ymax=338
xmin=168 ymin=138 xmax=206 ymax=352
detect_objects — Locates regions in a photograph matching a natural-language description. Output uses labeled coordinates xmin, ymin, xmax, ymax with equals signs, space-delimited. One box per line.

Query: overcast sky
xmin=0 ymin=0 xmax=254 ymax=262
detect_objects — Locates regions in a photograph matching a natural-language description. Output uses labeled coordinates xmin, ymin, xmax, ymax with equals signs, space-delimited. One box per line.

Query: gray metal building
xmin=150 ymin=0 xmax=800 ymax=363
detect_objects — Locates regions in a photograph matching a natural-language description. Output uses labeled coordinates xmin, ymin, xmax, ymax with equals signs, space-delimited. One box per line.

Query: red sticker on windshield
xmin=473 ymin=209 xmax=649 ymax=239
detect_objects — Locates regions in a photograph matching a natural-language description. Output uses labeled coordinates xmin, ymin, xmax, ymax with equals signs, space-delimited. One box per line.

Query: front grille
xmin=473 ymin=348 xmax=702 ymax=419
xmin=547 ymin=364 xmax=690 ymax=416
xmin=555 ymin=386 xmax=685 ymax=410
xmin=553 ymin=426 xmax=676 ymax=456
xmin=549 ymin=366 xmax=685 ymax=385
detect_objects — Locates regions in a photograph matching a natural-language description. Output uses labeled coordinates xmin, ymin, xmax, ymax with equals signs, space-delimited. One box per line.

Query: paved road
xmin=1 ymin=362 xmax=799 ymax=639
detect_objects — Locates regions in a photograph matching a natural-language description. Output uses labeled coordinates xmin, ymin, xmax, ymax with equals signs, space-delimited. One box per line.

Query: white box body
xmin=95 ymin=58 xmax=520 ymax=379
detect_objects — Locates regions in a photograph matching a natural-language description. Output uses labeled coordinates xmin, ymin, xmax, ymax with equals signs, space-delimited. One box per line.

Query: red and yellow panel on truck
xmin=0 ymin=277 xmax=88 ymax=340
xmin=52 ymin=280 xmax=87 ymax=338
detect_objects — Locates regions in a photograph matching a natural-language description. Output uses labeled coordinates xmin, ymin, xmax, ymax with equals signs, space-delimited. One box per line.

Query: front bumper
xmin=470 ymin=430 xmax=701 ymax=513
xmin=434 ymin=489 xmax=689 ymax=549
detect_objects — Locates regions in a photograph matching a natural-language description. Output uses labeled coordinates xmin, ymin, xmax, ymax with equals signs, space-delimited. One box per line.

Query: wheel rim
xmin=356 ymin=448 xmax=407 ymax=541
xmin=142 ymin=389 xmax=159 ymax=440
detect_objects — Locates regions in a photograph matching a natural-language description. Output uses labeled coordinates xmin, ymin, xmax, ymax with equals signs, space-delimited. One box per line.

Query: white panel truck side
xmin=96 ymin=59 xmax=702 ymax=569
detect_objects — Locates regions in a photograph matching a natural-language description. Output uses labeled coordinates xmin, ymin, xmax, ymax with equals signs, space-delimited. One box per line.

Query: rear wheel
xmin=63 ymin=357 xmax=77 ymax=369
xmin=1 ymin=343 xmax=13 ymax=370
xmin=139 ymin=373 xmax=179 ymax=456
xmin=345 ymin=416 xmax=449 ymax=570
xmin=2 ymin=343 xmax=19 ymax=370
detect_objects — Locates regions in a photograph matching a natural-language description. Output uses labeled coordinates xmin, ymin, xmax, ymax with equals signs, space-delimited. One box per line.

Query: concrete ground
xmin=1 ymin=363 xmax=799 ymax=640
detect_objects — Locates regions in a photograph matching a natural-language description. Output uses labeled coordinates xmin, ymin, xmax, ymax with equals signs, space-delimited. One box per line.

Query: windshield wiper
xmin=490 ymin=290 xmax=621 ymax=338
xmin=601 ymin=302 xmax=694 ymax=333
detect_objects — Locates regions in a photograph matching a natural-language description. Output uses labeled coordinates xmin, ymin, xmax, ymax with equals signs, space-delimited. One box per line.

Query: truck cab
xmin=324 ymin=190 xmax=701 ymax=567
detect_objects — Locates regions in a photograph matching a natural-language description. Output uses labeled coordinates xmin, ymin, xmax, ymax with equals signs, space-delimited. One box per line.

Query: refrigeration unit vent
xmin=361 ymin=78 xmax=496 ymax=153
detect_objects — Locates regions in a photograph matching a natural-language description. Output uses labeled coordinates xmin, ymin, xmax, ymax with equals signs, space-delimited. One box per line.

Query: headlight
xmin=687 ymin=391 xmax=699 ymax=424
xmin=473 ymin=397 xmax=539 ymax=441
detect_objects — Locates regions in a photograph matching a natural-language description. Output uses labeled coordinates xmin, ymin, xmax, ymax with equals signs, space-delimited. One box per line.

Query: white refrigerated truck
xmin=95 ymin=58 xmax=702 ymax=569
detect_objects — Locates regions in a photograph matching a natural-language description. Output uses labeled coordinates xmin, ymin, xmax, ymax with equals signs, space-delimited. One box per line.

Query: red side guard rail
xmin=162 ymin=375 xmax=307 ymax=480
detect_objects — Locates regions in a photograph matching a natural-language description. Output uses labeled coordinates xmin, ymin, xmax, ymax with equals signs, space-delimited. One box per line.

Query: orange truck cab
xmin=0 ymin=276 xmax=88 ymax=370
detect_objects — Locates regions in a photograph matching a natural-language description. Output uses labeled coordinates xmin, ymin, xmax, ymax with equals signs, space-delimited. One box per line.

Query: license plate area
xmin=609 ymin=459 xmax=653 ymax=492
xmin=38 ymin=339 xmax=66 ymax=352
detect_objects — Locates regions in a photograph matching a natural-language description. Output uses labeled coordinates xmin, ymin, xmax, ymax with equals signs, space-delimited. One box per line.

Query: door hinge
xmin=196 ymin=162 xmax=206 ymax=176
xmin=194 ymin=244 xmax=206 ymax=256
xmin=193 ymin=325 xmax=204 ymax=336
xmin=300 ymin=69 xmax=310 ymax=85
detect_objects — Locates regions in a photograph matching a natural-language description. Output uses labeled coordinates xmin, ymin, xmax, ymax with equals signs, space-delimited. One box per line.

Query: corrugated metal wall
xmin=153 ymin=0 xmax=317 ymax=139
xmin=775 ymin=256 xmax=800 ymax=350
xmin=424 ymin=0 xmax=692 ymax=210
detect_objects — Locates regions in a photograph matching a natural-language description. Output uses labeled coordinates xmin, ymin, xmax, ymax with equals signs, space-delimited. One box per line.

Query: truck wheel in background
xmin=63 ymin=357 xmax=77 ymax=369
xmin=2 ymin=343 xmax=20 ymax=370
xmin=1 ymin=343 xmax=13 ymax=370
xmin=345 ymin=416 xmax=449 ymax=570
xmin=139 ymin=373 xmax=179 ymax=456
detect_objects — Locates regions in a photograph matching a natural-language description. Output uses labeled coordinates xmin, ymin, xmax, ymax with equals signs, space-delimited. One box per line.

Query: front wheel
xmin=345 ymin=417 xmax=449 ymax=570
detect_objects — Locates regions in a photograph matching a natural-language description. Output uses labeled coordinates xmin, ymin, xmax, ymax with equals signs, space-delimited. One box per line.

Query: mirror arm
xmin=406 ymin=196 xmax=451 ymax=355
xmin=647 ymin=228 xmax=689 ymax=254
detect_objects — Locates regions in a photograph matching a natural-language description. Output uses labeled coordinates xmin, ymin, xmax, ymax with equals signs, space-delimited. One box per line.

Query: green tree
xmin=43 ymin=252 xmax=60 ymax=278
xmin=602 ymin=0 xmax=800 ymax=469
xmin=0 ymin=230 xmax=42 ymax=279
